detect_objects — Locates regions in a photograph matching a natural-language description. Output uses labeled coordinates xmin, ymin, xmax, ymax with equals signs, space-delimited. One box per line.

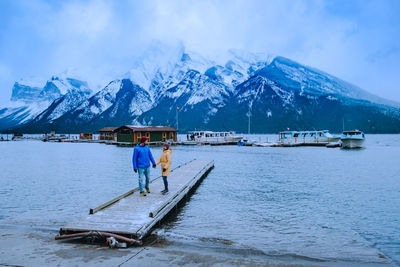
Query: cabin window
xmin=162 ymin=132 xmax=167 ymax=140
xmin=169 ymin=132 xmax=174 ymax=139
xmin=120 ymin=129 xmax=131 ymax=135
xmin=146 ymin=132 xmax=150 ymax=138
xmin=137 ymin=132 xmax=141 ymax=138
xmin=294 ymin=133 xmax=299 ymax=137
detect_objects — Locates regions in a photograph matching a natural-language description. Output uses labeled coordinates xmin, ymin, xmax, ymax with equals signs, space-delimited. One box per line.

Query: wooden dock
xmin=56 ymin=159 xmax=214 ymax=244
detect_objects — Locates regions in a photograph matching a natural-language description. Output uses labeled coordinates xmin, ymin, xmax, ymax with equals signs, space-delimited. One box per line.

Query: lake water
xmin=0 ymin=134 xmax=399 ymax=265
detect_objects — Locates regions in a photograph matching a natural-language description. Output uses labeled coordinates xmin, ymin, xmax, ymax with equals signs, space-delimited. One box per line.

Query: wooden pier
xmin=56 ymin=159 xmax=214 ymax=244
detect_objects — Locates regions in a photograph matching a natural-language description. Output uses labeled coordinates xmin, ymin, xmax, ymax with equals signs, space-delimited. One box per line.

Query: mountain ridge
xmin=1 ymin=47 xmax=400 ymax=134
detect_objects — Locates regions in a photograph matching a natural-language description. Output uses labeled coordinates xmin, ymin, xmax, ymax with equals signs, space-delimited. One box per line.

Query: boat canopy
xmin=342 ymin=130 xmax=363 ymax=135
xmin=187 ymin=131 xmax=237 ymax=138
xmin=279 ymin=130 xmax=333 ymax=138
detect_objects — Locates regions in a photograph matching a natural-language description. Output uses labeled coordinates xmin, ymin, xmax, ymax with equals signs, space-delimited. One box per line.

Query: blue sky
xmin=0 ymin=0 xmax=399 ymax=104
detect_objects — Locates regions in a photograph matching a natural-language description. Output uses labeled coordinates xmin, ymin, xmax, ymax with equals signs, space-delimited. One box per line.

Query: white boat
xmin=185 ymin=131 xmax=242 ymax=144
xmin=340 ymin=130 xmax=365 ymax=149
xmin=42 ymin=132 xmax=69 ymax=142
xmin=252 ymin=142 xmax=278 ymax=147
xmin=278 ymin=130 xmax=340 ymax=146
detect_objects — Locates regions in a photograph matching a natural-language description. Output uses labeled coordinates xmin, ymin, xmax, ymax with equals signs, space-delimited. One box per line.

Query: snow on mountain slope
xmin=150 ymin=52 xmax=213 ymax=100
xmin=122 ymin=43 xmax=264 ymax=104
xmin=34 ymin=89 xmax=91 ymax=123
xmin=0 ymin=75 xmax=92 ymax=131
xmin=3 ymin=43 xmax=400 ymax=133
xmin=162 ymin=69 xmax=230 ymax=107
xmin=10 ymin=82 xmax=42 ymax=102
xmin=69 ymin=79 xmax=121 ymax=122
xmin=97 ymin=79 xmax=152 ymax=123
xmin=0 ymin=79 xmax=51 ymax=130
xmin=261 ymin=56 xmax=400 ymax=107
xmin=236 ymin=76 xmax=294 ymax=108
xmin=0 ymin=101 xmax=51 ymax=125
xmin=135 ymin=69 xmax=232 ymax=127
xmin=39 ymin=76 xmax=91 ymax=101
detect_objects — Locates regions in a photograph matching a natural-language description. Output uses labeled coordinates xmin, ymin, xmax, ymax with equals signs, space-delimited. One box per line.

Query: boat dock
xmin=55 ymin=159 xmax=214 ymax=245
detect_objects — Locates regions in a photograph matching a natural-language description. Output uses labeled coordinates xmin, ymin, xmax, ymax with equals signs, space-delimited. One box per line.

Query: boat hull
xmin=341 ymin=138 xmax=364 ymax=149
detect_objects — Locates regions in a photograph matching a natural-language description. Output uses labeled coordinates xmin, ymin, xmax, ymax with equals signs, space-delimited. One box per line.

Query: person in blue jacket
xmin=132 ymin=136 xmax=156 ymax=196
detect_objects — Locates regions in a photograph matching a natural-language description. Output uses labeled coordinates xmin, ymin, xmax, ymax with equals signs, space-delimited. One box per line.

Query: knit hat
xmin=163 ymin=142 xmax=170 ymax=149
xmin=140 ymin=136 xmax=148 ymax=143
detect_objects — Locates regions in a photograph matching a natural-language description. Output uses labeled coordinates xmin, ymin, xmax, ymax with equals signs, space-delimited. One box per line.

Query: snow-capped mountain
xmin=42 ymin=79 xmax=152 ymax=132
xmin=30 ymin=78 xmax=91 ymax=123
xmin=3 ymin=44 xmax=400 ymax=133
xmin=0 ymin=76 xmax=91 ymax=131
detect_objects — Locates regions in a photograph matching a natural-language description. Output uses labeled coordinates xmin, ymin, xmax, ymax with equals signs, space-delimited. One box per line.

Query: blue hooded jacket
xmin=132 ymin=144 xmax=156 ymax=170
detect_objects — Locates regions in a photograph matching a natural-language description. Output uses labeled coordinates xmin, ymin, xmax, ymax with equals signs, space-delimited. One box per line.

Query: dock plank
xmin=59 ymin=159 xmax=214 ymax=240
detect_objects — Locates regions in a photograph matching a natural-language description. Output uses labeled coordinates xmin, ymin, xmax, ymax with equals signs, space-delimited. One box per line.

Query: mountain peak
xmin=10 ymin=81 xmax=42 ymax=102
xmin=2 ymin=47 xmax=400 ymax=133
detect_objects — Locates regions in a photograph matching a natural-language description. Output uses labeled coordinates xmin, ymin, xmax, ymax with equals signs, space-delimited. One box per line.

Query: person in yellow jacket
xmin=156 ymin=142 xmax=172 ymax=194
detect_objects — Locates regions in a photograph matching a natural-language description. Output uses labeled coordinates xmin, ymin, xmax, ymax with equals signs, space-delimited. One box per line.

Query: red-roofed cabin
xmin=99 ymin=127 xmax=117 ymax=141
xmin=115 ymin=125 xmax=177 ymax=143
xmin=80 ymin=133 xmax=93 ymax=140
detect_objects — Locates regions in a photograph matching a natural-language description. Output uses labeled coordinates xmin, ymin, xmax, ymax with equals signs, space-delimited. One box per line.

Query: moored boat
xmin=340 ymin=130 xmax=365 ymax=149
xmin=278 ymin=130 xmax=340 ymax=146
xmin=185 ymin=131 xmax=242 ymax=144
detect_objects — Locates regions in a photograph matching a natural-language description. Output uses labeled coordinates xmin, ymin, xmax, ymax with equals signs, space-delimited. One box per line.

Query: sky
xmin=0 ymin=0 xmax=399 ymax=104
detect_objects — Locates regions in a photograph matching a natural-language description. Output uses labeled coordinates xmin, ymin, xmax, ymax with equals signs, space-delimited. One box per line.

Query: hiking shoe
xmin=161 ymin=189 xmax=167 ymax=194
xmin=140 ymin=192 xmax=147 ymax=196
xmin=162 ymin=190 xmax=169 ymax=195
xmin=145 ymin=188 xmax=150 ymax=193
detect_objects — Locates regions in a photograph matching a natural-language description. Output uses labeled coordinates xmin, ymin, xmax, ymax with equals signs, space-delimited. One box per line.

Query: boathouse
xmin=98 ymin=127 xmax=117 ymax=141
xmin=79 ymin=133 xmax=93 ymax=140
xmin=115 ymin=125 xmax=178 ymax=143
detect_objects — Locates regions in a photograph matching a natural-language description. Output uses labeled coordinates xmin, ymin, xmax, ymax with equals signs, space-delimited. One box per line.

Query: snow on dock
xmin=56 ymin=159 xmax=214 ymax=243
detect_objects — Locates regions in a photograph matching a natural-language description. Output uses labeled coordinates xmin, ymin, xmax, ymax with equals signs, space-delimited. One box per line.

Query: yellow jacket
xmin=156 ymin=149 xmax=172 ymax=176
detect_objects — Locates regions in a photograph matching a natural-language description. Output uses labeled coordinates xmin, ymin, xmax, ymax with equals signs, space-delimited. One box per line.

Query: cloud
xmin=0 ymin=63 xmax=12 ymax=82
xmin=0 ymin=0 xmax=399 ymax=104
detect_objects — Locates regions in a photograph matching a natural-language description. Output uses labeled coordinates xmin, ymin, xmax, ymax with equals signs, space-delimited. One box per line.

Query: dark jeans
xmin=162 ymin=176 xmax=168 ymax=191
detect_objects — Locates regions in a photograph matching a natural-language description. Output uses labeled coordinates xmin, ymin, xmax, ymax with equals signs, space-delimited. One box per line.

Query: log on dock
xmin=56 ymin=159 xmax=214 ymax=243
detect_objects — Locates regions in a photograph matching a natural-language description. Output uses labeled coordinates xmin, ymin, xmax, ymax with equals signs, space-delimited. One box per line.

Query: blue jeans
xmin=162 ymin=176 xmax=168 ymax=191
xmin=138 ymin=167 xmax=150 ymax=193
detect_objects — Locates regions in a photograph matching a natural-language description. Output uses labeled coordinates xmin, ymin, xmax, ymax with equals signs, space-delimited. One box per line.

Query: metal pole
xmin=342 ymin=117 xmax=344 ymax=132
xmin=176 ymin=108 xmax=179 ymax=131
xmin=247 ymin=104 xmax=251 ymax=134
